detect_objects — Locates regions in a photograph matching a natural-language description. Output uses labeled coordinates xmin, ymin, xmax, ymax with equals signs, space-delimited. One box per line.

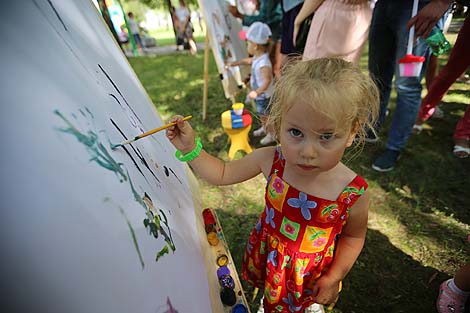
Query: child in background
xmin=166 ymin=58 xmax=379 ymax=312
xmin=231 ymin=22 xmax=275 ymax=145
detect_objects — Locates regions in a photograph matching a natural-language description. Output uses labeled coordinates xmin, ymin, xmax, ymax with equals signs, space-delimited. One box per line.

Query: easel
xmin=202 ymin=29 xmax=210 ymax=120
xmin=201 ymin=29 xmax=243 ymax=120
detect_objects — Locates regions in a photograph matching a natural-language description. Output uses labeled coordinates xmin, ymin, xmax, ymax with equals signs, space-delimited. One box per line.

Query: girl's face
xmin=279 ymin=101 xmax=356 ymax=176
xmin=246 ymin=40 xmax=257 ymax=55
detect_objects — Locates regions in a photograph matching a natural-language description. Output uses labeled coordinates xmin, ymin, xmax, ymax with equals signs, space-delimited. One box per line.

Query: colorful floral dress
xmin=242 ymin=147 xmax=368 ymax=312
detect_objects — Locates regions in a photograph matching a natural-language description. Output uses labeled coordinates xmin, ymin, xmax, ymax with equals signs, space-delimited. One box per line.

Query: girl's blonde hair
xmin=266 ymin=58 xmax=379 ymax=146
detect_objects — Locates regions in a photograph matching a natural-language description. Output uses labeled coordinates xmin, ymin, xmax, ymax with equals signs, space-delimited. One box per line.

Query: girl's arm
xmin=249 ymin=66 xmax=272 ymax=99
xmin=293 ymin=0 xmax=324 ymax=46
xmin=312 ymin=190 xmax=370 ymax=305
xmin=166 ymin=115 xmax=274 ymax=185
xmin=231 ymin=57 xmax=253 ymax=67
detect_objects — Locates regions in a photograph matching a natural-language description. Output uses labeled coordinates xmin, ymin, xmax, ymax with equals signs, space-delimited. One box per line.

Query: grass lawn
xmin=129 ymin=21 xmax=470 ymax=313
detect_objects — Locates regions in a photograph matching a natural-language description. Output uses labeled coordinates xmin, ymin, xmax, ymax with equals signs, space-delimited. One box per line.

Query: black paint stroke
xmin=98 ymin=64 xmax=144 ymax=126
xmin=110 ymin=118 xmax=161 ymax=184
xmin=110 ymin=118 xmax=148 ymax=181
xmin=134 ymin=147 xmax=161 ymax=183
xmin=47 ymin=0 xmax=67 ymax=31
xmin=109 ymin=93 xmax=125 ymax=110
xmin=168 ymin=167 xmax=183 ymax=185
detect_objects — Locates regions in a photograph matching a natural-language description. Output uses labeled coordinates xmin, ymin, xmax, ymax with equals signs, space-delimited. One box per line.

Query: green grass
xmin=129 ymin=25 xmax=470 ymax=312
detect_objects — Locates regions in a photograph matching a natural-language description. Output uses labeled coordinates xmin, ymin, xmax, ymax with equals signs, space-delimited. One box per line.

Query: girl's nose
xmin=300 ymin=141 xmax=318 ymax=159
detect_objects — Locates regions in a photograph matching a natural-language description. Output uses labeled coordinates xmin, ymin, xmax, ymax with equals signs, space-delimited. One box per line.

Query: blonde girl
xmin=166 ymin=58 xmax=379 ymax=312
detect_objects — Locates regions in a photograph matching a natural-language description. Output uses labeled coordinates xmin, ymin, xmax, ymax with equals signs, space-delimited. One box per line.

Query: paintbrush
xmin=111 ymin=115 xmax=192 ymax=149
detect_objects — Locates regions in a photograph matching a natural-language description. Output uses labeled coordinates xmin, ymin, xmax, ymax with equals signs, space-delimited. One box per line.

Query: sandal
xmin=453 ymin=145 xmax=470 ymax=159
xmin=436 ymin=279 xmax=467 ymax=313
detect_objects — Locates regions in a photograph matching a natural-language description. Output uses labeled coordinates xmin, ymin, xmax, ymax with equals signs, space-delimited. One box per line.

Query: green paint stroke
xmin=119 ymin=207 xmax=145 ymax=269
xmin=54 ymin=110 xmax=127 ymax=182
xmin=55 ymin=109 xmax=176 ymax=263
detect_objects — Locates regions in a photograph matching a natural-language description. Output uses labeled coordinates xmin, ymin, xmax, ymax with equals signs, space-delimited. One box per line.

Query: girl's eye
xmin=288 ymin=128 xmax=303 ymax=138
xmin=319 ymin=133 xmax=335 ymax=141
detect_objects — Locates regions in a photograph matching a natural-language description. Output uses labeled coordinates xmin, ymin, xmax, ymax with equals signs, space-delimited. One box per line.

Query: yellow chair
xmin=221 ymin=109 xmax=253 ymax=159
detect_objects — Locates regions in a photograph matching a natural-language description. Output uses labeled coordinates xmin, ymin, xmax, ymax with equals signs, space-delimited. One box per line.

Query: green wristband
xmin=175 ymin=138 xmax=203 ymax=162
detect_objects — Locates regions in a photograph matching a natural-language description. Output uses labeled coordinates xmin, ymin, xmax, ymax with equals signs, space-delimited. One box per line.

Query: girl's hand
xmin=312 ymin=274 xmax=340 ymax=306
xmin=248 ymin=90 xmax=257 ymax=99
xmin=165 ymin=115 xmax=196 ymax=153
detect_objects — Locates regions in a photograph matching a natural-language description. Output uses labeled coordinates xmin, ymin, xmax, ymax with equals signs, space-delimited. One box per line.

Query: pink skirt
xmin=302 ymin=0 xmax=372 ymax=65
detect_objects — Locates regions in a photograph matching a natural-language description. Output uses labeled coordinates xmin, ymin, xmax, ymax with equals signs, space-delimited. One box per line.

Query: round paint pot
xmin=216 ymin=254 xmax=228 ymax=267
xmin=218 ymin=274 xmax=235 ymax=289
xmin=202 ymin=208 xmax=216 ymax=224
xmin=220 ymin=287 xmax=237 ymax=306
xmin=207 ymin=232 xmax=219 ymax=246
xmin=232 ymin=304 xmax=248 ymax=313
xmin=217 ymin=265 xmax=230 ymax=278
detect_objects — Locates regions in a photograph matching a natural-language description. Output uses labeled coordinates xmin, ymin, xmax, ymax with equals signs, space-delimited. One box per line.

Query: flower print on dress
xmin=340 ymin=185 xmax=365 ymax=205
xmin=272 ymin=177 xmax=285 ymax=194
xmin=287 ymin=192 xmax=317 ymax=220
xmin=255 ymin=219 xmax=262 ymax=234
xmin=267 ymin=250 xmax=278 ymax=267
xmin=265 ymin=206 xmax=276 ymax=228
xmin=282 ymin=293 xmax=302 ymax=312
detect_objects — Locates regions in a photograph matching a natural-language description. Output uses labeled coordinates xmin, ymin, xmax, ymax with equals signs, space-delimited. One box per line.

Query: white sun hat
xmin=246 ymin=22 xmax=272 ymax=45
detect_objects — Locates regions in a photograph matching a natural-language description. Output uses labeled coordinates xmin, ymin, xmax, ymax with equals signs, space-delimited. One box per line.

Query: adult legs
xmin=368 ymin=1 xmax=400 ymax=130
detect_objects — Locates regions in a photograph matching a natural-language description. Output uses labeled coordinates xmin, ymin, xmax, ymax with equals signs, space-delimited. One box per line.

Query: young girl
xmin=231 ymin=22 xmax=275 ymax=145
xmin=166 ymin=58 xmax=379 ymax=312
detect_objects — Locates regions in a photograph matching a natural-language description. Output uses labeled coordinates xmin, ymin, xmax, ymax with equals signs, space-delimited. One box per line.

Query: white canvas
xmin=0 ymin=1 xmax=219 ymax=312
xmin=198 ymin=0 xmax=250 ymax=99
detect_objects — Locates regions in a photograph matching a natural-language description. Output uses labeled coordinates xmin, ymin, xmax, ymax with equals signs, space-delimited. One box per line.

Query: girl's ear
xmin=345 ymin=123 xmax=360 ymax=147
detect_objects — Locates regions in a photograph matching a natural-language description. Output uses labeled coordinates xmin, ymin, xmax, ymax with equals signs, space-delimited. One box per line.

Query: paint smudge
xmin=55 ymin=109 xmax=175 ymax=264
xmin=54 ymin=110 xmax=126 ymax=182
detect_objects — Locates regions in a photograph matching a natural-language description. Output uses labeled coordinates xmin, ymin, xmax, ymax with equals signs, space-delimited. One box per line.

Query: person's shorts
xmin=268 ymin=21 xmax=282 ymax=42
xmin=281 ymin=3 xmax=303 ymax=54
xmin=255 ymin=98 xmax=270 ymax=116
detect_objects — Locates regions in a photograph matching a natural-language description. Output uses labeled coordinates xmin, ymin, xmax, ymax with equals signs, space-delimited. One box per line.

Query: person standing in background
xmin=368 ymin=0 xmax=452 ymax=172
xmin=228 ymin=0 xmax=283 ymax=76
xmin=293 ymin=0 xmax=372 ymax=65
xmin=175 ymin=0 xmax=198 ymax=55
xmin=127 ymin=12 xmax=144 ymax=53
xmin=279 ymin=0 xmax=304 ymax=63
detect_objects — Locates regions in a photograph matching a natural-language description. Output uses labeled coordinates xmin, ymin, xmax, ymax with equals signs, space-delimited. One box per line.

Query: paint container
xmin=207 ymin=232 xmax=219 ymax=246
xmin=220 ymin=287 xmax=237 ymax=306
xmin=216 ymin=254 xmax=229 ymax=267
xmin=217 ymin=265 xmax=231 ymax=278
xmin=219 ymin=274 xmax=235 ymax=289
xmin=202 ymin=208 xmax=216 ymax=225
xmin=232 ymin=304 xmax=248 ymax=313
xmin=232 ymin=103 xmax=244 ymax=116
xmin=398 ymin=54 xmax=425 ymax=77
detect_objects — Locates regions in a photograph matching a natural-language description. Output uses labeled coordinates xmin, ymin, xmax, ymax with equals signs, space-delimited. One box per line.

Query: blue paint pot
xmin=232 ymin=303 xmax=248 ymax=313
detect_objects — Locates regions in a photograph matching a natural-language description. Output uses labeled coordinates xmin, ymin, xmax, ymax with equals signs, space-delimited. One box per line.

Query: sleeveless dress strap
xmin=268 ymin=146 xmax=285 ymax=177
xmin=337 ymin=175 xmax=369 ymax=207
